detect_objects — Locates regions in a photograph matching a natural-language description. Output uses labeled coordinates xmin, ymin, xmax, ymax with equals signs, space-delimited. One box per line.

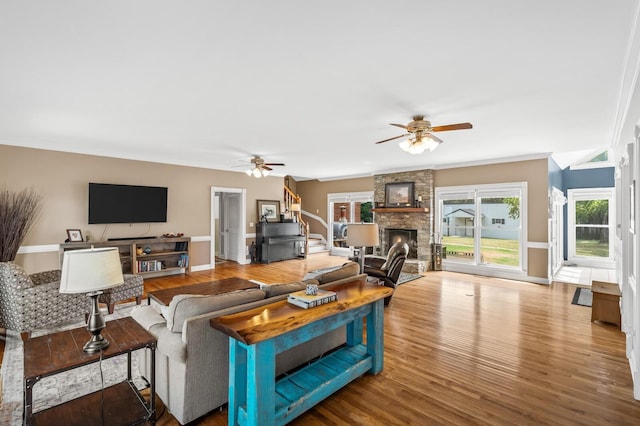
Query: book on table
xmin=287 ymin=289 xmax=337 ymax=309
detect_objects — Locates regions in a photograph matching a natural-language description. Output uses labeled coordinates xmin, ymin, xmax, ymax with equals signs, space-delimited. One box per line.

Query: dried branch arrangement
xmin=0 ymin=187 xmax=43 ymax=262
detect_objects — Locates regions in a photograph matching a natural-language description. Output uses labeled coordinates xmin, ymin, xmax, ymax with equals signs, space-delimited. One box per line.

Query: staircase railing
xmin=284 ymin=186 xmax=309 ymax=258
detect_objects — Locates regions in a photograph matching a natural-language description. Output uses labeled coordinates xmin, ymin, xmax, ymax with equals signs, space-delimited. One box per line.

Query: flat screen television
xmin=88 ymin=183 xmax=168 ymax=224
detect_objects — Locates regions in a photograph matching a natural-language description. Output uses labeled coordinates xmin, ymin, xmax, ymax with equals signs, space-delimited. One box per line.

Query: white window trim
xmin=567 ymin=187 xmax=615 ymax=268
xmin=327 ymin=191 xmax=374 ymax=256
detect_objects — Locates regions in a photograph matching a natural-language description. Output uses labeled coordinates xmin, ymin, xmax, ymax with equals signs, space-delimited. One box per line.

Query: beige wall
xmin=434 ymin=158 xmax=549 ymax=279
xmin=296 ymin=177 xmax=374 ymax=235
xmin=1 ymin=145 xmax=283 ymax=273
xmin=3 ymin=144 xmax=550 ymax=279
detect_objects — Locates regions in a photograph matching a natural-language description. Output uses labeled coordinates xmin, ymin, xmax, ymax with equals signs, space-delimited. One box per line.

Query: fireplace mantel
xmin=372 ymin=207 xmax=429 ymax=213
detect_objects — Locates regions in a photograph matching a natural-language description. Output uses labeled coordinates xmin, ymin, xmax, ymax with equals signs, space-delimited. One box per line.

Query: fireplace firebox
xmin=385 ymin=228 xmax=418 ymax=259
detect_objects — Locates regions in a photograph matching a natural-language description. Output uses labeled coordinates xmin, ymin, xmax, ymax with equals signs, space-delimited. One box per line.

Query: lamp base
xmin=84 ymin=291 xmax=109 ymax=354
xmin=83 ymin=334 xmax=110 ymax=353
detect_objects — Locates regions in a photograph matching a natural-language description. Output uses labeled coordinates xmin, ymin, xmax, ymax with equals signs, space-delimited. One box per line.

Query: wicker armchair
xmin=0 ymin=262 xmax=89 ymax=336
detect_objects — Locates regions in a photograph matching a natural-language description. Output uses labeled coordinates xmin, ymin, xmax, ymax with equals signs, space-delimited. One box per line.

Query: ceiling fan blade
xmin=431 ymin=122 xmax=473 ymax=132
xmin=264 ymin=163 xmax=285 ymax=166
xmin=427 ymin=133 xmax=444 ymax=143
xmin=375 ymin=134 xmax=409 ymax=144
xmin=390 ymin=123 xmax=409 ymax=130
xmin=262 ymin=165 xmax=273 ymax=171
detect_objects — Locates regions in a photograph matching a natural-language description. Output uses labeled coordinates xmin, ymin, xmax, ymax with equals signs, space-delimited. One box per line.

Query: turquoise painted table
xmin=210 ymin=278 xmax=393 ymax=426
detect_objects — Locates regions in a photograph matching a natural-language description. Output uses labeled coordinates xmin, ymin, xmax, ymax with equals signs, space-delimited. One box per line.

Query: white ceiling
xmin=1 ymin=1 xmax=639 ymax=180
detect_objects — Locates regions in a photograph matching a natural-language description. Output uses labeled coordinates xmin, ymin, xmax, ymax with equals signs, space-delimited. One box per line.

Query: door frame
xmin=550 ymin=187 xmax=566 ymax=277
xmin=210 ymin=187 xmax=247 ymax=267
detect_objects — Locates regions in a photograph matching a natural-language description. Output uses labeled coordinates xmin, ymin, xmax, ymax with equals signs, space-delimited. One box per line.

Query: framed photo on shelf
xmin=385 ymin=182 xmax=415 ymax=206
xmin=66 ymin=229 xmax=83 ymax=242
xmin=257 ymin=200 xmax=280 ymax=222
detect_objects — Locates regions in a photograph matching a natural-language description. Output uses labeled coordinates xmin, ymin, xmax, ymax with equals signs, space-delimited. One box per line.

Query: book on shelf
xmin=178 ymin=254 xmax=189 ymax=268
xmin=287 ymin=289 xmax=337 ymax=309
xmin=137 ymin=259 xmax=163 ymax=272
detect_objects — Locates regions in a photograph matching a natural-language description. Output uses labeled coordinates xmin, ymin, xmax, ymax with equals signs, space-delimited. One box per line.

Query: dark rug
xmin=572 ymin=287 xmax=593 ymax=307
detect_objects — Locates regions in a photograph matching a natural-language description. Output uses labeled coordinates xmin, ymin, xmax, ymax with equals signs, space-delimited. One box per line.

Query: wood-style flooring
xmin=2 ymin=253 xmax=639 ymax=425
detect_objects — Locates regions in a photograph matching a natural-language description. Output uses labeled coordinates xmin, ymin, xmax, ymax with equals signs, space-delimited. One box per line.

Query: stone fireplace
xmin=373 ymin=169 xmax=434 ymax=273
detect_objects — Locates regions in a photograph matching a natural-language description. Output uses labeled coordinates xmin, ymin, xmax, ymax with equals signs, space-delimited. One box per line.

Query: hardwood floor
xmin=2 ymin=254 xmax=639 ymax=425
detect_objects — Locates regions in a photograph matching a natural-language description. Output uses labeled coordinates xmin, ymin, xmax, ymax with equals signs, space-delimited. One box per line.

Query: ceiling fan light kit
xmin=375 ymin=115 xmax=472 ymax=154
xmin=246 ymin=167 xmax=270 ymax=178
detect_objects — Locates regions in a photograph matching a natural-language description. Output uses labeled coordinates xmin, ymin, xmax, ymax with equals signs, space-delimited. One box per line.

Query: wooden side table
xmin=23 ymin=316 xmax=156 ymax=425
xmin=211 ymin=278 xmax=392 ymax=426
xmin=591 ymin=269 xmax=621 ymax=329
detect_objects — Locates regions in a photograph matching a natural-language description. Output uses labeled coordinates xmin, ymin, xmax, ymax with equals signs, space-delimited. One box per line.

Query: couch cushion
xmin=263 ymin=281 xmax=308 ymax=298
xmin=303 ymin=261 xmax=360 ymax=284
xmin=165 ymin=288 xmax=266 ymax=332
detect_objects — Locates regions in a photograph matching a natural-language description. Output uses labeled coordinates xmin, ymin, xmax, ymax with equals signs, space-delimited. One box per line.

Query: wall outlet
xmin=249 ymin=222 xmax=254 ymax=227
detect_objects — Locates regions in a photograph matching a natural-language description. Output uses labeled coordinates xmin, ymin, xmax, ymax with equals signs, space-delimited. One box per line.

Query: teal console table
xmin=210 ymin=278 xmax=392 ymax=425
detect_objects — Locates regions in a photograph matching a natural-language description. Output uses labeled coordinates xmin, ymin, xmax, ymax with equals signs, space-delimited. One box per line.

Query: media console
xmin=60 ymin=236 xmax=191 ymax=277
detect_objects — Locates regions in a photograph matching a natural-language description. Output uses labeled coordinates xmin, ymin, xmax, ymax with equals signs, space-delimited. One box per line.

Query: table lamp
xmin=290 ymin=203 xmax=301 ymax=222
xmin=346 ymin=223 xmax=380 ymax=273
xmin=60 ymin=247 xmax=124 ymax=353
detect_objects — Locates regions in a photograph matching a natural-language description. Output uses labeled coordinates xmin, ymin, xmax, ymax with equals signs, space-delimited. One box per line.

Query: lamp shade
xmin=290 ymin=203 xmax=301 ymax=212
xmin=346 ymin=223 xmax=379 ymax=247
xmin=60 ymin=247 xmax=124 ymax=294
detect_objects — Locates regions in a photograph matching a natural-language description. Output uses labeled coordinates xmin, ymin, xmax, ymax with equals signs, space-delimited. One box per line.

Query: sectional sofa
xmin=131 ymin=261 xmax=363 ymax=424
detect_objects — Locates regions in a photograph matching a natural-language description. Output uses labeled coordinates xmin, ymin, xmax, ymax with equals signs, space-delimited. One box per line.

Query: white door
xmin=224 ymin=193 xmax=241 ymax=261
xmin=620 ymin=140 xmax=639 ymax=400
xmin=567 ymin=188 xmax=615 ymax=268
xmin=550 ymin=187 xmax=566 ymax=276
xmin=211 ymin=187 xmax=247 ymax=267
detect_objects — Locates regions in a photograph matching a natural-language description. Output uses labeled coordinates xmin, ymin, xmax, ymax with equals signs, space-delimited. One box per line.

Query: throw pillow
xmin=263 ymin=281 xmax=308 ymax=298
xmin=165 ymin=288 xmax=266 ymax=332
xmin=303 ymin=261 xmax=359 ymax=284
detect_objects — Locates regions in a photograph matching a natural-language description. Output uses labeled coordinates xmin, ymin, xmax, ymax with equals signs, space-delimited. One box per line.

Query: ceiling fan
xmin=375 ymin=115 xmax=473 ymax=154
xmin=242 ymin=156 xmax=285 ymax=177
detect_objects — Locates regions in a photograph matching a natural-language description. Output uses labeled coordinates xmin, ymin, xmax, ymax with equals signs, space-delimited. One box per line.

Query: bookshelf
xmin=60 ymin=236 xmax=191 ymax=276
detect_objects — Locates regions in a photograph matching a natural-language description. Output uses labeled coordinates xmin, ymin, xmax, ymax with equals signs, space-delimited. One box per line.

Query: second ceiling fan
xmin=375 ymin=115 xmax=472 ymax=154
xmin=245 ymin=155 xmax=285 ymax=177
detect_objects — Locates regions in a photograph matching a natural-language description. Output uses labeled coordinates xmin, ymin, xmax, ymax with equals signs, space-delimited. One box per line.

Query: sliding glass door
xmin=437 ymin=183 xmax=526 ymax=273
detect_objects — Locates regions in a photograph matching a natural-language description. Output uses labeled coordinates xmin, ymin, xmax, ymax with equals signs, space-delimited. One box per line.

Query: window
xmin=570 ymin=149 xmax=614 ymax=170
xmin=436 ymin=183 xmax=526 ymax=272
xmin=567 ymin=188 xmax=615 ymax=268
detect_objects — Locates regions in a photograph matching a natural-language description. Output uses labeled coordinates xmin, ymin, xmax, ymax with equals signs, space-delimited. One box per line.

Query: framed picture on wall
xmin=385 ymin=182 xmax=415 ymax=206
xmin=66 ymin=229 xmax=83 ymax=242
xmin=257 ymin=200 xmax=280 ymax=222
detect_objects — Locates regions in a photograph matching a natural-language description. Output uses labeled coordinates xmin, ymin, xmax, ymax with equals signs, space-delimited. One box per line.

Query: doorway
xmin=567 ymin=187 xmax=615 ymax=268
xmin=211 ymin=187 xmax=247 ymax=267
xmin=327 ymin=191 xmax=374 ymax=256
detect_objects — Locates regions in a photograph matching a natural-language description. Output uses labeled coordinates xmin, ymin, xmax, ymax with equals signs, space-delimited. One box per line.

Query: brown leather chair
xmin=363 ymin=241 xmax=409 ymax=305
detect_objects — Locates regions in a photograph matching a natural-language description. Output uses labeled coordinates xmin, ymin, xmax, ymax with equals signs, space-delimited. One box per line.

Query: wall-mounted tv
xmin=88 ymin=183 xmax=168 ymax=224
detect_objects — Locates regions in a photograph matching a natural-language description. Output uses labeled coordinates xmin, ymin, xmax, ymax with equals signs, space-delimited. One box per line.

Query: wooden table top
xmin=147 ymin=277 xmax=260 ymax=306
xmin=210 ymin=278 xmax=392 ymax=345
xmin=24 ymin=316 xmax=155 ymax=381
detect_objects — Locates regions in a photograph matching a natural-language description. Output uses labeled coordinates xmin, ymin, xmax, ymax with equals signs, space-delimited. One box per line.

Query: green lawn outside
xmin=442 ymin=236 xmax=520 ymax=266
xmin=576 ymin=239 xmax=609 ymax=257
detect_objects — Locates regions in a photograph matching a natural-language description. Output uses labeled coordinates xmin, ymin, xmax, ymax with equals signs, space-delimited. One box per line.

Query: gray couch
xmin=131 ymin=261 xmax=362 ymax=424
